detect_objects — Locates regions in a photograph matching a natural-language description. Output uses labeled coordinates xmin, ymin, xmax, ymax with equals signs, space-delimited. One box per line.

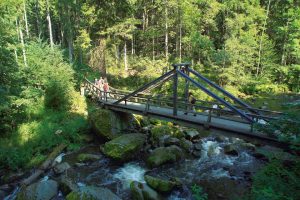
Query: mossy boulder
xmin=146 ymin=145 xmax=184 ymax=168
xmin=130 ymin=181 xmax=161 ymax=200
xmin=224 ymin=144 xmax=239 ymax=156
xmin=144 ymin=175 xmax=178 ymax=193
xmin=89 ymin=108 xmax=139 ymax=140
xmin=101 ymin=133 xmax=146 ymax=161
xmin=66 ymin=186 xmax=120 ymax=200
xmin=151 ymin=125 xmax=184 ymax=142
xmin=89 ymin=108 xmax=114 ymax=140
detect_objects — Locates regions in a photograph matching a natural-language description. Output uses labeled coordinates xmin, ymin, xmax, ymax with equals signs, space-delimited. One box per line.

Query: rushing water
xmin=5 ymin=136 xmax=265 ymax=200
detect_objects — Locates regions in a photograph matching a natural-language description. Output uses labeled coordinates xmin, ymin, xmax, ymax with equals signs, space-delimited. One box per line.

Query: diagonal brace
xmin=177 ymin=70 xmax=253 ymax=123
xmin=113 ymin=69 xmax=175 ymax=105
xmin=187 ymin=68 xmax=258 ymax=114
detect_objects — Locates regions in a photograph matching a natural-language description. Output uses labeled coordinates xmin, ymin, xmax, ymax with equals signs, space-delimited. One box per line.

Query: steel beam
xmin=173 ymin=67 xmax=178 ymax=116
xmin=113 ymin=69 xmax=175 ymax=105
xmin=177 ymin=70 xmax=253 ymax=123
xmin=187 ymin=68 xmax=258 ymax=114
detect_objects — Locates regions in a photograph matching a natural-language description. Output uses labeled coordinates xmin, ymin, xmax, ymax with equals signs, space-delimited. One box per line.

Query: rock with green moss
xmin=179 ymin=138 xmax=193 ymax=152
xmin=77 ymin=154 xmax=101 ymax=162
xmin=130 ymin=181 xmax=161 ymax=200
xmin=146 ymin=145 xmax=184 ymax=168
xmin=89 ymin=108 xmax=137 ymax=140
xmin=89 ymin=108 xmax=114 ymax=140
xmin=66 ymin=186 xmax=120 ymax=200
xmin=101 ymin=133 xmax=146 ymax=161
xmin=144 ymin=175 xmax=178 ymax=193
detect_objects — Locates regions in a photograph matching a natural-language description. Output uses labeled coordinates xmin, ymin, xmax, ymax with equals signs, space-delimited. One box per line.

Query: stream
xmin=4 ymin=134 xmax=268 ymax=200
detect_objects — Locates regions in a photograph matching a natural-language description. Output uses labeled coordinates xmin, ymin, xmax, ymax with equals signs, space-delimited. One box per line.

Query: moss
xmin=144 ymin=175 xmax=176 ymax=193
xmin=66 ymin=191 xmax=95 ymax=200
xmin=102 ymin=133 xmax=146 ymax=161
xmin=77 ymin=153 xmax=101 ymax=162
xmin=146 ymin=146 xmax=183 ymax=168
xmin=89 ymin=108 xmax=113 ymax=140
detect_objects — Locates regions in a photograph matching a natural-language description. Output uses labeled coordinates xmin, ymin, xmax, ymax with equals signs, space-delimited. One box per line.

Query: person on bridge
xmin=103 ymin=79 xmax=110 ymax=98
xmin=185 ymin=92 xmax=196 ymax=116
xmin=98 ymin=77 xmax=104 ymax=99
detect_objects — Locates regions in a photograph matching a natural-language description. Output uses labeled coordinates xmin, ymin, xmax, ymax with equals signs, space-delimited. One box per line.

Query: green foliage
xmin=255 ymin=106 xmax=300 ymax=144
xmin=246 ymin=159 xmax=300 ymax=200
xmin=192 ymin=184 xmax=208 ymax=200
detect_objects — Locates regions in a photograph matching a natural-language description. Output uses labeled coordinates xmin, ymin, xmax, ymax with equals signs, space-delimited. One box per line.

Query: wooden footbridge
xmin=83 ymin=63 xmax=287 ymax=147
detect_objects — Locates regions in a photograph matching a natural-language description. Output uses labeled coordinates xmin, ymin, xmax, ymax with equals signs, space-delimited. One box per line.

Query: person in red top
xmin=103 ymin=78 xmax=110 ymax=99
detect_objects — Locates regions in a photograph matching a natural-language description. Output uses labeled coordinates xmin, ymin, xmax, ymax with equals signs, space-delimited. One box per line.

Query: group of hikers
xmin=94 ymin=77 xmax=110 ymax=98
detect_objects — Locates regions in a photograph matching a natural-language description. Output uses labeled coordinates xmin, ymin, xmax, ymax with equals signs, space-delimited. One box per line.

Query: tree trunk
xmin=46 ymin=0 xmax=54 ymax=49
xmin=124 ymin=41 xmax=128 ymax=71
xmin=164 ymin=0 xmax=169 ymax=61
xmin=23 ymin=0 xmax=29 ymax=37
xmin=131 ymin=34 xmax=134 ymax=55
xmin=281 ymin=21 xmax=289 ymax=66
xmin=14 ymin=49 xmax=18 ymax=62
xmin=35 ymin=0 xmax=41 ymax=38
xmin=256 ymin=0 xmax=271 ymax=77
xmin=179 ymin=19 xmax=182 ymax=63
xmin=16 ymin=19 xmax=20 ymax=41
xmin=18 ymin=19 xmax=28 ymax=67
xmin=152 ymin=36 xmax=155 ymax=62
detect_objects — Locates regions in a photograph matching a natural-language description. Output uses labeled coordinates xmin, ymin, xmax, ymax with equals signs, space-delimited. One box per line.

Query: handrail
xmin=84 ymin=79 xmax=281 ymax=123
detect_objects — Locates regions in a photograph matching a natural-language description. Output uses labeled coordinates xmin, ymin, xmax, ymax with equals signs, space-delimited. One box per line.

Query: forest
xmin=0 ymin=0 xmax=300 ymax=200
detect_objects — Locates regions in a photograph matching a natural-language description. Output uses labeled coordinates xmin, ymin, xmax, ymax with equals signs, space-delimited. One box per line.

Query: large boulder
xmin=146 ymin=145 xmax=184 ymax=168
xmin=17 ymin=180 xmax=58 ymax=200
xmin=224 ymin=144 xmax=239 ymax=156
xmin=101 ymin=133 xmax=146 ymax=161
xmin=179 ymin=138 xmax=194 ymax=152
xmin=130 ymin=181 xmax=161 ymax=200
xmin=89 ymin=108 xmax=137 ymax=140
xmin=59 ymin=175 xmax=79 ymax=196
xmin=89 ymin=108 xmax=114 ymax=140
xmin=185 ymin=130 xmax=200 ymax=140
xmin=53 ymin=162 xmax=71 ymax=174
xmin=66 ymin=186 xmax=120 ymax=200
xmin=144 ymin=175 xmax=178 ymax=193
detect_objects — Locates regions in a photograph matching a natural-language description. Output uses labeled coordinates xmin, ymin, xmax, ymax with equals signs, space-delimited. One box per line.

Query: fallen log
xmin=21 ymin=143 xmax=67 ymax=186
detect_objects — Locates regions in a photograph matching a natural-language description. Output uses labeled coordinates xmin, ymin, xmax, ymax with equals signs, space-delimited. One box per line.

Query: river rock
xmin=179 ymin=138 xmax=194 ymax=152
xmin=164 ymin=137 xmax=180 ymax=146
xmin=194 ymin=142 xmax=202 ymax=151
xmin=241 ymin=143 xmax=256 ymax=151
xmin=54 ymin=162 xmax=71 ymax=174
xmin=144 ymin=175 xmax=177 ymax=193
xmin=130 ymin=181 xmax=161 ymax=200
xmin=17 ymin=180 xmax=58 ymax=200
xmin=59 ymin=175 xmax=79 ymax=195
xmin=224 ymin=144 xmax=239 ymax=156
xmin=89 ymin=108 xmax=114 ymax=140
xmin=192 ymin=150 xmax=202 ymax=158
xmin=215 ymin=135 xmax=227 ymax=143
xmin=146 ymin=145 xmax=184 ymax=168
xmin=185 ymin=130 xmax=200 ymax=140
xmin=77 ymin=153 xmax=101 ymax=162
xmin=101 ymin=133 xmax=146 ymax=161
xmin=66 ymin=186 xmax=120 ymax=200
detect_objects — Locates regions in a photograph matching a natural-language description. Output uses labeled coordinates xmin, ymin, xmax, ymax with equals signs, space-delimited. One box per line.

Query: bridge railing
xmin=83 ymin=78 xmax=282 ymax=129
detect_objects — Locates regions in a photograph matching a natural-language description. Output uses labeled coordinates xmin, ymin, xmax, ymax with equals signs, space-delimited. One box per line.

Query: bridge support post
xmin=173 ymin=66 xmax=178 ymax=116
xmin=184 ymin=64 xmax=190 ymax=111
